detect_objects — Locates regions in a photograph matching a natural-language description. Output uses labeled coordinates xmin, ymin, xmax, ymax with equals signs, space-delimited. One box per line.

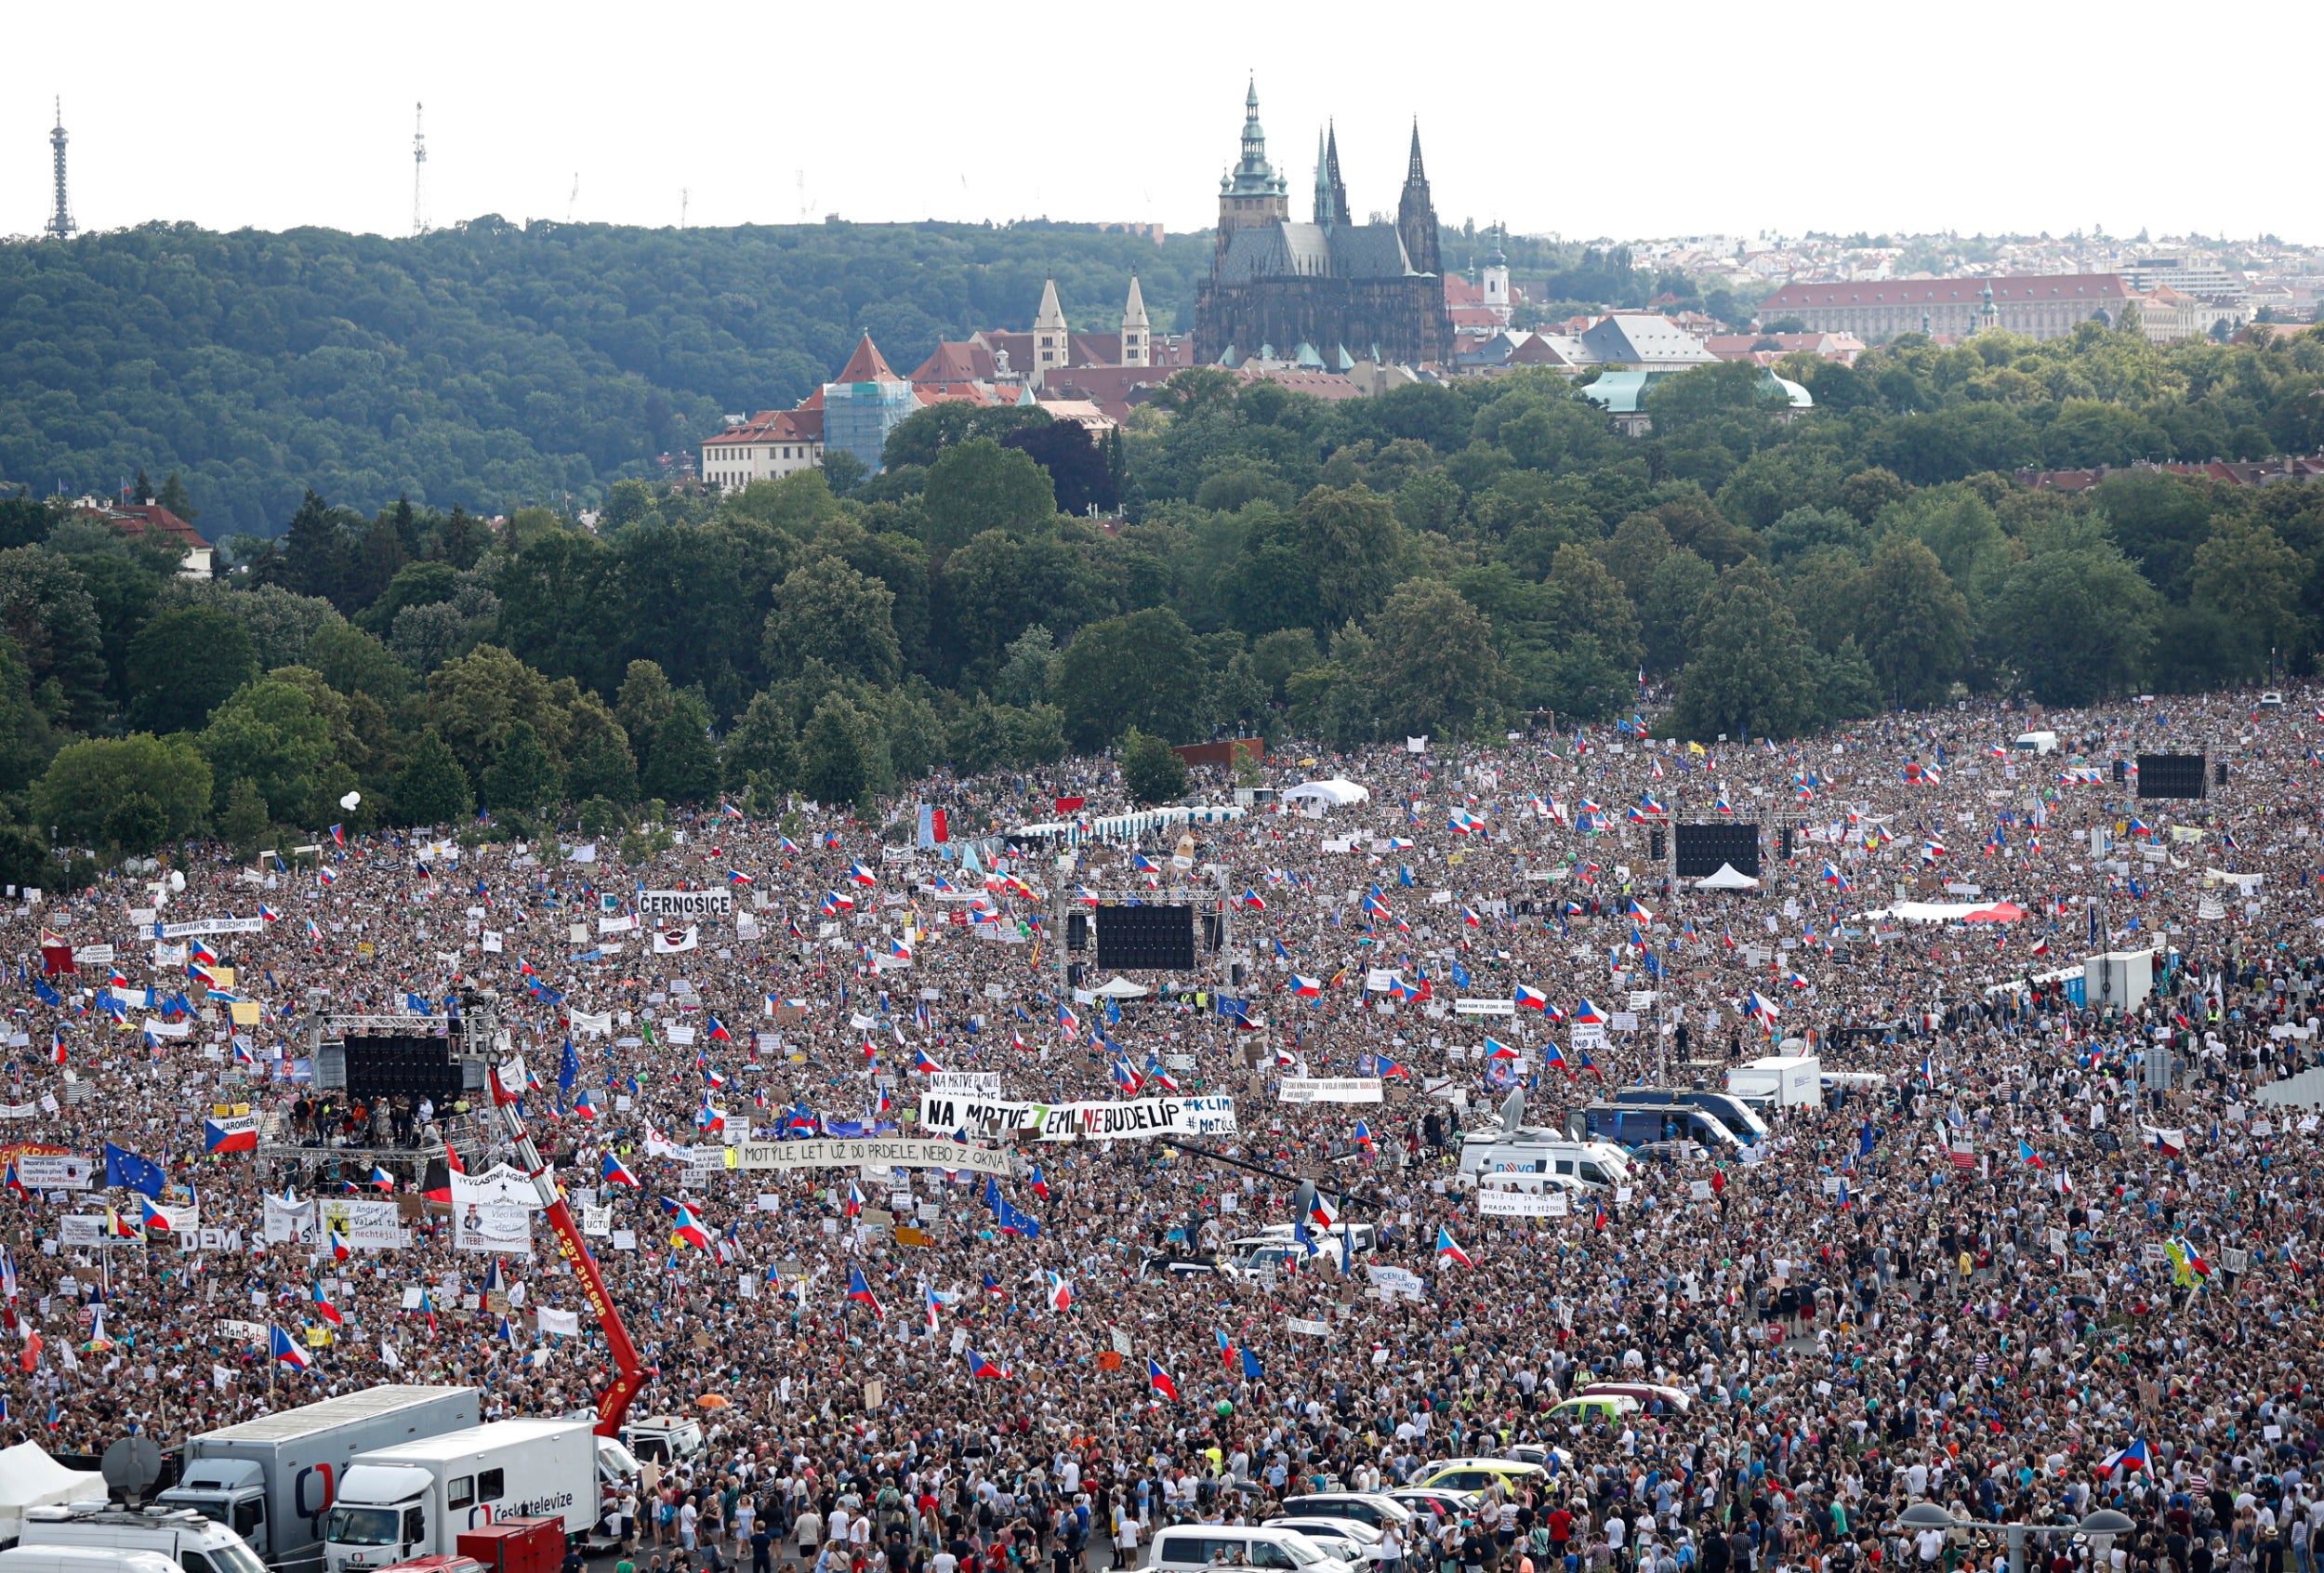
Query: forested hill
xmin=0 ymin=218 xmax=1214 ymax=534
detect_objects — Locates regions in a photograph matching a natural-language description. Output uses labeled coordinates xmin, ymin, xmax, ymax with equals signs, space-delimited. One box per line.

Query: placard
xmin=638 ymin=890 xmax=733 ymax=919
xmin=1477 ymin=1189 xmax=1568 ymax=1217
xmin=158 ymin=917 xmax=266 ymax=938
xmin=925 ymin=1072 xmax=1004 ymax=1097
xmin=734 ymin=1137 xmax=1014 ymax=1177
xmin=1279 ymin=1077 xmax=1384 ymax=1104
xmin=16 ymin=1153 xmax=93 ymax=1190
xmin=451 ymin=1164 xmax=538 ymax=1254
xmin=916 ymin=1093 xmax=1236 ymax=1142
xmin=1453 ymin=998 xmax=1516 ymax=1016
xmin=264 ymin=1196 xmax=406 ymax=1249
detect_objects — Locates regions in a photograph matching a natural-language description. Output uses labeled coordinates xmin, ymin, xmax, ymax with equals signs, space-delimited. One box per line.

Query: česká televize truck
xmin=322 ymin=1421 xmax=613 ymax=1573
xmin=154 ymin=1387 xmax=482 ymax=1567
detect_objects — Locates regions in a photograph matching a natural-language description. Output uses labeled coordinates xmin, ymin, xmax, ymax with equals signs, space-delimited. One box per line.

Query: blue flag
xmin=557 ymin=1039 xmax=579 ymax=1094
xmin=103 ymin=1143 xmax=165 ymax=1200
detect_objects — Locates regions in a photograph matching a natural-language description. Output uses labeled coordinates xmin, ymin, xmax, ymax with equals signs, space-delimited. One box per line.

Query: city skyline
xmin=7 ymin=0 xmax=2320 ymax=248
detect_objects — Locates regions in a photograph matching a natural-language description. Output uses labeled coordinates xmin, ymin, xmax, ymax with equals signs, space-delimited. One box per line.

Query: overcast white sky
xmin=7 ymin=0 xmax=2314 ymax=249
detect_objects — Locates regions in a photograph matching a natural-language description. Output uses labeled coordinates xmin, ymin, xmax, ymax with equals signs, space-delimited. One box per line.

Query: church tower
xmin=1311 ymin=123 xmax=1350 ymax=231
xmin=1032 ymin=276 xmax=1069 ymax=388
xmin=1396 ymin=122 xmax=1443 ymax=279
xmin=1120 ymin=273 xmax=1151 ymax=367
xmin=1482 ymin=230 xmax=1512 ymax=324
xmin=1217 ymin=77 xmax=1288 ymax=261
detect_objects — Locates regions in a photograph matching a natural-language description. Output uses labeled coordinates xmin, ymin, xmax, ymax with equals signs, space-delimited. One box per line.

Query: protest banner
xmin=451 ymin=1165 xmax=538 ymax=1254
xmin=736 ymin=1137 xmax=1013 ymax=1176
xmin=916 ymin=1092 xmax=1237 ymax=1142
xmin=1278 ymin=1077 xmax=1385 ymax=1104
xmin=638 ymin=890 xmax=733 ymax=919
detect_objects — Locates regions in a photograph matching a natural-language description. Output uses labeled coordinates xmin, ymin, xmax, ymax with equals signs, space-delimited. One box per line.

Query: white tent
xmin=0 ymin=1441 xmax=106 ymax=1540
xmin=1092 ymin=977 xmax=1152 ymax=998
xmin=1280 ymin=778 xmax=1371 ymax=808
xmin=1694 ymin=863 xmax=1760 ymax=891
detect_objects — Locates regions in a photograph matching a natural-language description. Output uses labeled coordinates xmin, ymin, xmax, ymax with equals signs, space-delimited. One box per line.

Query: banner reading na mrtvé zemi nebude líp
xmin=916 ymin=1092 xmax=1237 ymax=1142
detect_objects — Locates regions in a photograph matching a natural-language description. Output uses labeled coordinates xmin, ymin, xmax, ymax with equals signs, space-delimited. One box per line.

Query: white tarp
xmin=1861 ymin=900 xmax=2022 ymax=923
xmin=1695 ymin=863 xmax=1760 ymax=891
xmin=1281 ymin=778 xmax=1371 ymax=807
xmin=1091 ymin=976 xmax=1151 ymax=998
xmin=0 ymin=1442 xmax=107 ymax=1540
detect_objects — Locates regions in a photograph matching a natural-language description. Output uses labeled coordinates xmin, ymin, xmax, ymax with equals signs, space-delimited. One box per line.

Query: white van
xmin=16 ymin=1508 xmax=267 ymax=1573
xmin=2013 ymin=731 xmax=2059 ymax=755
xmin=1455 ymin=1134 xmax=1631 ymax=1191
xmin=1149 ymin=1525 xmax=1350 ymax=1573
xmin=0 ymin=1549 xmax=184 ymax=1573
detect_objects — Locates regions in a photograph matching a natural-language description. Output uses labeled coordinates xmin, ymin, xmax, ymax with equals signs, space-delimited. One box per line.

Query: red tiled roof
xmin=704 ymin=409 xmax=822 ymax=447
xmin=98 ymin=503 xmax=206 ymax=549
xmin=910 ymin=341 xmax=1000 ymax=385
xmin=835 ymin=334 xmax=903 ymax=383
xmin=1761 ymin=273 xmax=2139 ymax=311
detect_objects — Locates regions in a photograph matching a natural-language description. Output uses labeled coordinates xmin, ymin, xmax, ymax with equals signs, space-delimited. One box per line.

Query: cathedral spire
xmin=1032 ymin=277 xmax=1069 ymax=389
xmin=1324 ymin=122 xmax=1349 ymax=231
xmin=1406 ymin=120 xmax=1427 ymax=183
xmin=1120 ymin=272 xmax=1150 ymax=367
xmin=1313 ymin=129 xmax=1333 ymax=230
xmin=1396 ymin=120 xmax=1442 ymax=281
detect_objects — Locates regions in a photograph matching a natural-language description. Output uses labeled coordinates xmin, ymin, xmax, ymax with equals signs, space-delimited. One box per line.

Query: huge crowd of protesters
xmin=5 ymin=689 xmax=2323 ymax=1573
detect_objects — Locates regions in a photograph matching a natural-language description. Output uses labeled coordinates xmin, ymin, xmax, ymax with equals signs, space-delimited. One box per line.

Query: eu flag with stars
xmin=103 ymin=1143 xmax=165 ymax=1200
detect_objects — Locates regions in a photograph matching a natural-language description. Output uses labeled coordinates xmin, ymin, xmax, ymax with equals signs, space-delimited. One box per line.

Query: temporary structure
xmin=1279 ymin=778 xmax=1370 ymax=808
xmin=1863 ymin=899 xmax=2027 ymax=923
xmin=1693 ymin=863 xmax=1760 ymax=891
xmin=0 ymin=1441 xmax=107 ymax=1541
xmin=1091 ymin=977 xmax=1152 ymax=998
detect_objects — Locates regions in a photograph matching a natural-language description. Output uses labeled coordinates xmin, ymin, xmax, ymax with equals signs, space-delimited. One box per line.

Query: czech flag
xmin=922 ymin=1284 xmax=942 ymax=1335
xmin=1626 ymin=899 xmax=1653 ymax=925
xmin=312 ymin=1282 xmax=344 ymax=1327
xmin=1434 ymin=1226 xmax=1473 ymax=1268
xmin=1352 ymin=1120 xmax=1377 ymax=1152
xmin=727 ymin=869 xmax=755 ymax=886
xmin=2018 ymin=1139 xmax=2044 ymax=1169
xmin=257 ymin=904 xmax=280 ymax=923
xmin=1289 ymin=973 xmax=1322 ymax=998
xmin=965 ymin=1348 xmax=1010 ymax=1379
xmin=669 ymin=1202 xmax=710 ymax=1250
xmin=1748 ymin=991 xmax=1781 ymax=1021
xmin=201 ymin=1111 xmax=258 ymax=1155
xmin=848 ymin=861 xmax=878 ymax=887
xmin=911 ymin=1045 xmax=944 ymax=1075
xmin=1573 ymin=998 xmax=1607 ymax=1026
xmin=822 ymin=891 xmax=854 ymax=916
xmin=2099 ymin=1439 xmax=2152 ymax=1475
xmin=706 ymin=1014 xmax=732 ymax=1042
xmin=1541 ymin=1040 xmax=1572 ymax=1077
xmin=1239 ymin=889 xmax=1265 ymax=910
xmin=1514 ymin=984 xmax=1549 ymax=1011
xmin=1147 ymin=1358 xmax=1180 ymax=1402
xmin=847 ymin=1265 xmax=885 ymax=1318
xmin=1375 ymin=1054 xmax=1409 ymax=1080
xmin=270 ymin=1326 xmax=310 ymax=1370
xmin=601 ymin=1153 xmax=640 ymax=1188
xmin=1046 ymin=1272 xmax=1074 ymax=1313
xmin=1485 ymin=1037 xmax=1519 ymax=1060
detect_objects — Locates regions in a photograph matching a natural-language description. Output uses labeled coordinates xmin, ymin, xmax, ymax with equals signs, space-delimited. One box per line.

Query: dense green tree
xmin=1292 ymin=485 xmax=1406 ymax=631
xmin=1637 ymin=549 xmax=1718 ymax=676
xmin=1119 ymin=729 xmax=1189 ymax=807
xmin=0 ymin=547 xmax=109 ymax=729
xmin=640 ymin=693 xmax=720 ymax=805
xmin=216 ymin=775 xmax=271 ymax=853
xmin=2189 ymin=517 xmax=2304 ymax=678
xmin=1052 ymin=607 xmax=1205 ymax=753
xmin=722 ymin=692 xmax=797 ymax=792
xmin=303 ymin=621 xmax=412 ymax=701
xmin=1360 ymin=579 xmax=1514 ymax=740
xmin=34 ymin=734 xmax=213 ymax=847
xmin=125 ymin=606 xmax=261 ymax=734
xmin=1855 ymin=535 xmax=1971 ymax=707
xmin=392 ymin=727 xmax=473 ymax=826
xmin=481 ymin=720 xmax=562 ymax=821
xmin=920 ymin=440 xmax=1057 ymax=550
xmin=0 ymin=633 xmax=57 ymax=792
xmin=1985 ymin=525 xmax=2161 ymax=705
xmin=763 ymin=558 xmax=901 ymax=686
xmin=564 ymin=730 xmax=640 ymax=806
xmin=799 ymin=694 xmax=878 ymax=810
xmin=198 ymin=680 xmax=336 ymax=826
xmin=1670 ymin=563 xmax=1821 ymax=741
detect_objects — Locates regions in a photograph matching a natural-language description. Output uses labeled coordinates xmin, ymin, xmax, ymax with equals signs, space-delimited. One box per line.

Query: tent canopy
xmin=1694 ymin=862 xmax=1760 ymax=891
xmin=1092 ymin=977 xmax=1151 ymax=998
xmin=1280 ymin=778 xmax=1370 ymax=807
xmin=0 ymin=1441 xmax=106 ymax=1525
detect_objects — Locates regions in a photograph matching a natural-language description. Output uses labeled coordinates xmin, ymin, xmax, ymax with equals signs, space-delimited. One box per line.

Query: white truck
xmin=155 ymin=1386 xmax=480 ymax=1566
xmin=1724 ymin=1054 xmax=1823 ymax=1112
xmin=16 ymin=1506 xmax=270 ymax=1573
xmin=323 ymin=1421 xmax=607 ymax=1573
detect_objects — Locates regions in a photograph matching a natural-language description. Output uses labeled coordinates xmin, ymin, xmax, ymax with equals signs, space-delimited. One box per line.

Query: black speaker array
xmin=1648 ymin=826 xmax=1666 ymax=861
xmin=1673 ymin=822 xmax=1762 ymax=879
xmin=343 ymin=1034 xmax=463 ymax=1102
xmin=1094 ymin=905 xmax=1195 ymax=972
xmin=1065 ymin=914 xmax=1089 ymax=952
xmin=2136 ymin=753 xmax=2207 ymax=800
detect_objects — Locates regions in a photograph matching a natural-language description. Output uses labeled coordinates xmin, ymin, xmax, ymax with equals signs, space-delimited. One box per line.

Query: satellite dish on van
xmin=1499 ymin=1090 xmax=1525 ymax=1135
xmin=102 ymin=1436 xmax=163 ymax=1506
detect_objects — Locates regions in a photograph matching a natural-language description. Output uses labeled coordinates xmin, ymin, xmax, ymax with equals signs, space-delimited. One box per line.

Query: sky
xmin=6 ymin=0 xmax=2316 ymax=251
